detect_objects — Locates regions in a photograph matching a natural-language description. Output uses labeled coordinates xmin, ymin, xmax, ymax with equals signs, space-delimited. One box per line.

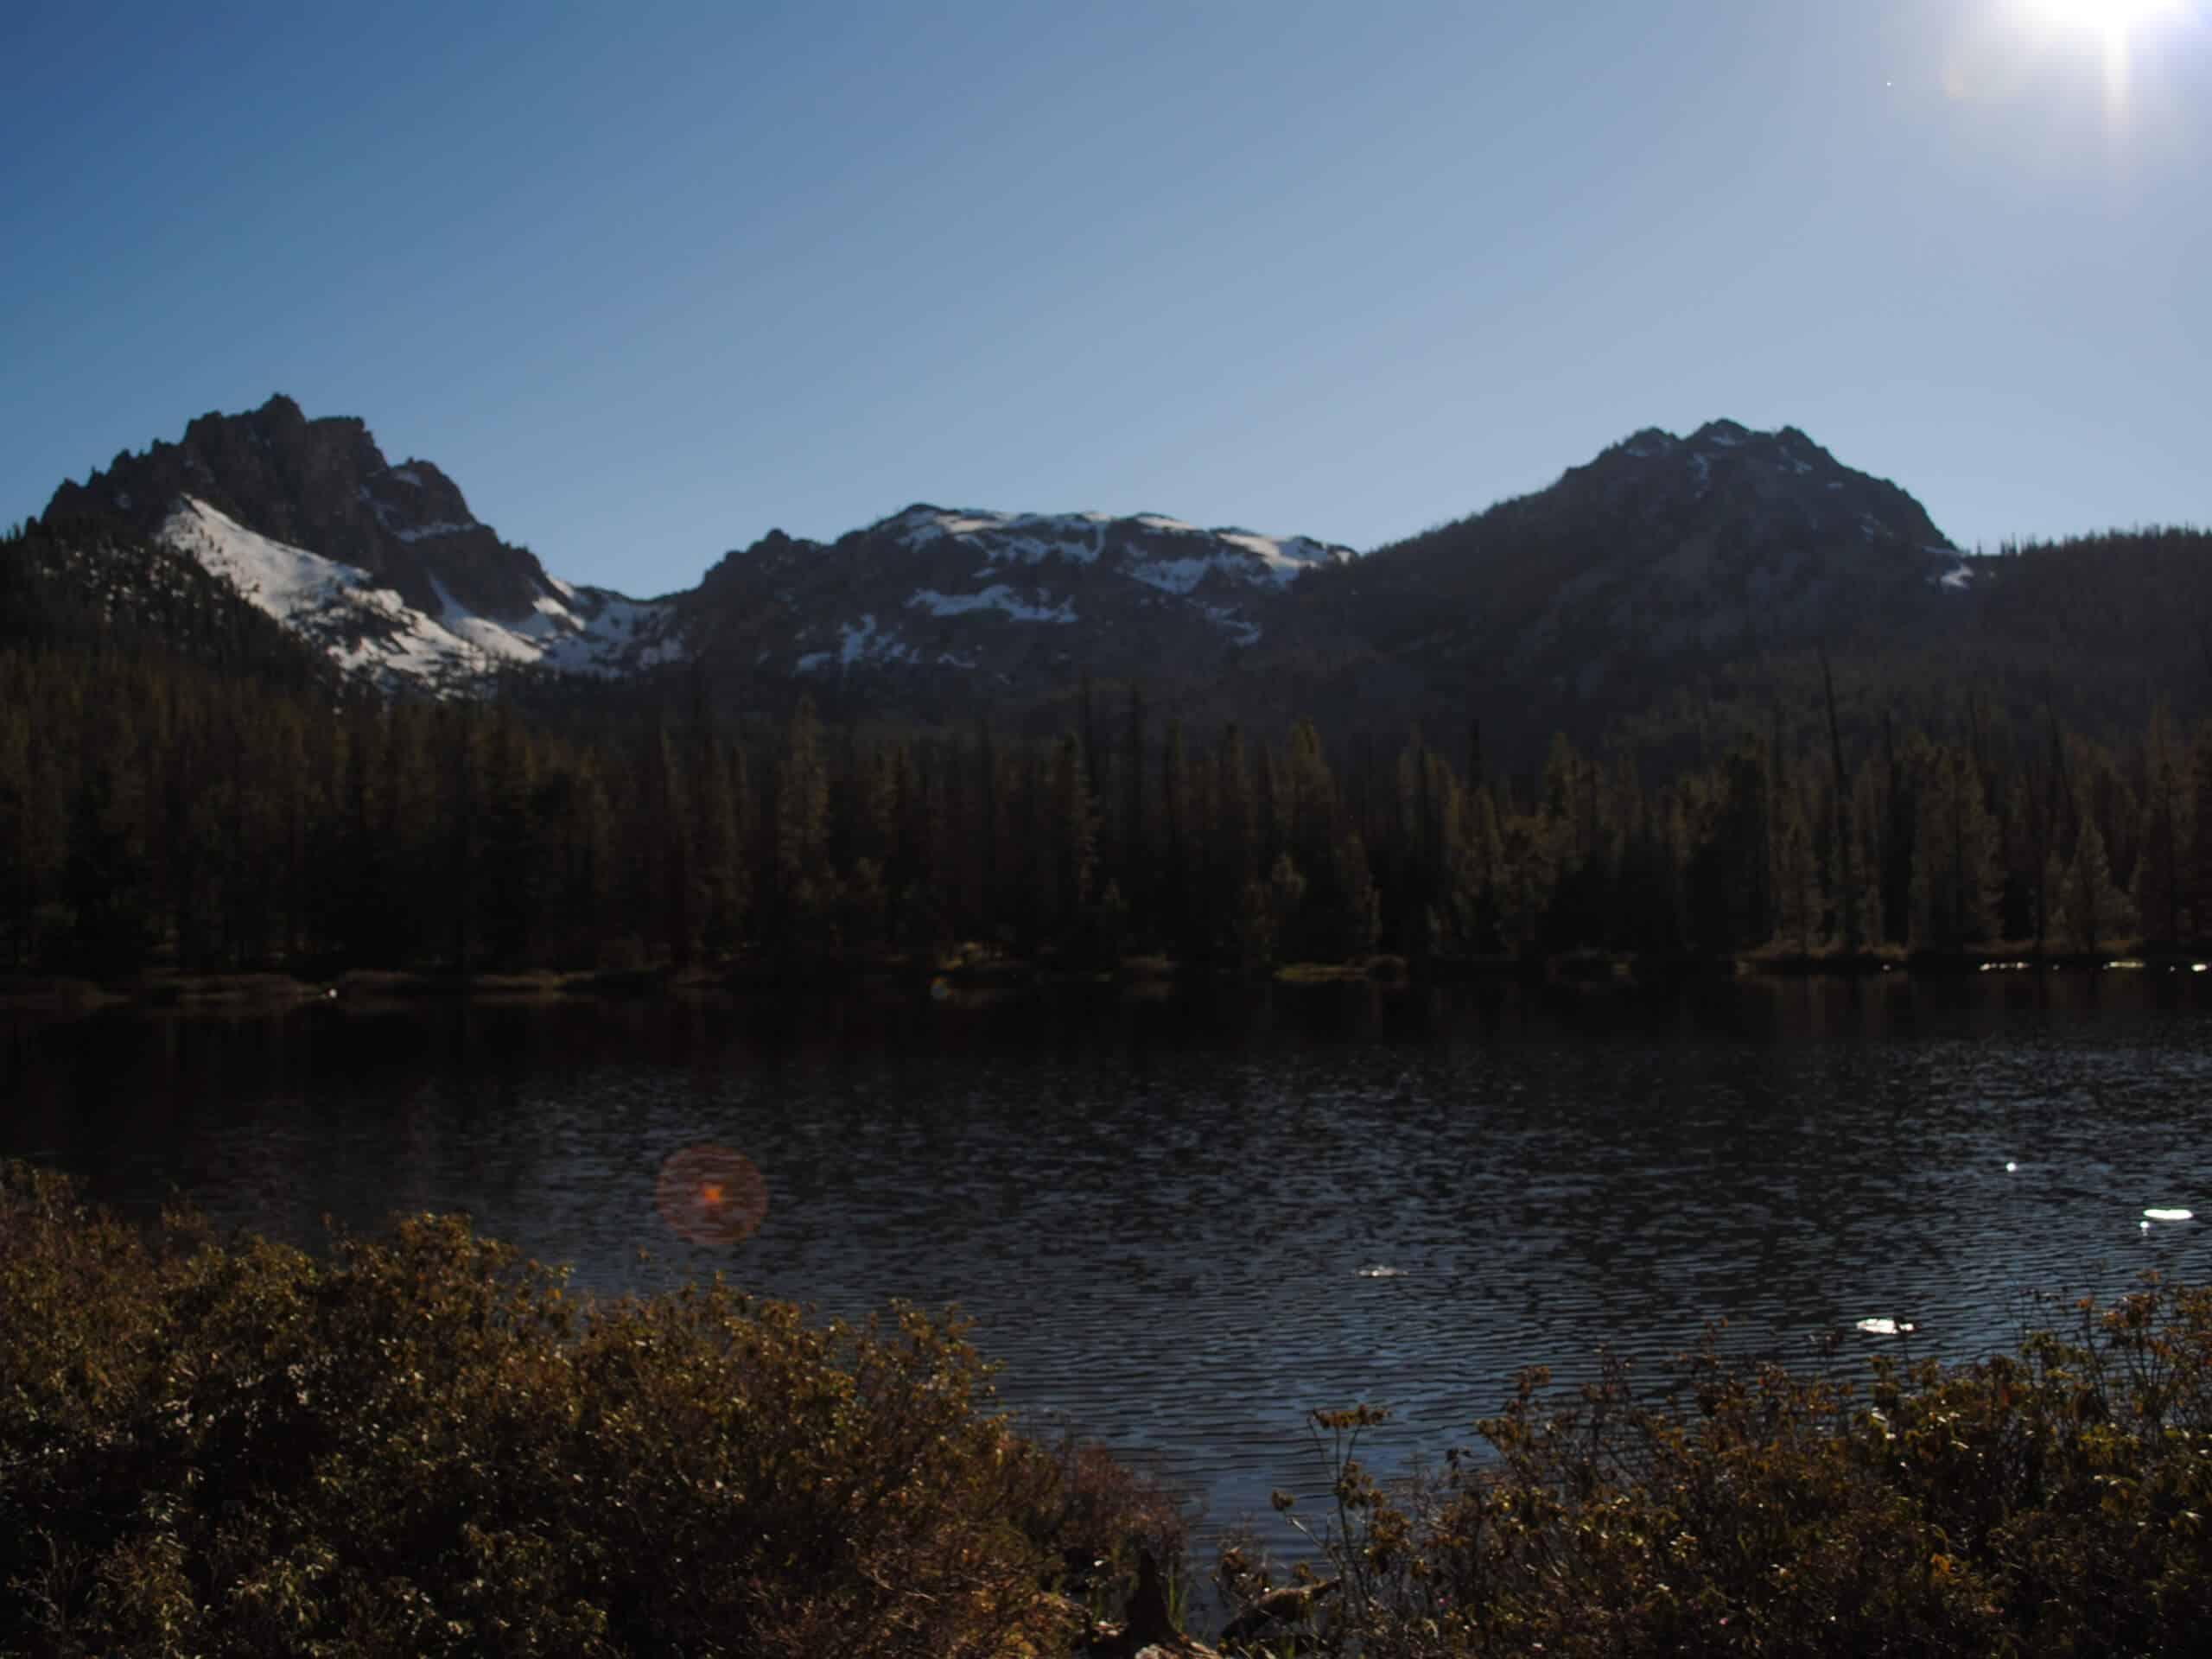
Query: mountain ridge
xmin=32 ymin=397 xmax=2013 ymax=734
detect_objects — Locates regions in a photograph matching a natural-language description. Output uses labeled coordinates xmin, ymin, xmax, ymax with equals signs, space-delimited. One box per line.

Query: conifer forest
xmin=3 ymin=634 xmax=2201 ymax=982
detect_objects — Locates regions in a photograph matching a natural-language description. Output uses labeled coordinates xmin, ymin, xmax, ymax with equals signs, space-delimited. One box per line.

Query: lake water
xmin=5 ymin=974 xmax=2209 ymax=1567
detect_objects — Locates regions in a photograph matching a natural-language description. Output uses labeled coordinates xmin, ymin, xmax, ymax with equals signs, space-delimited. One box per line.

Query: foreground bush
xmin=1224 ymin=1283 xmax=2212 ymax=1657
xmin=0 ymin=1162 xmax=1174 ymax=1657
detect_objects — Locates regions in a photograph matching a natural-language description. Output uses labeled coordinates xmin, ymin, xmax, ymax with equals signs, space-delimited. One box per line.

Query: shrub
xmin=1224 ymin=1281 xmax=2212 ymax=1657
xmin=0 ymin=1161 xmax=1173 ymax=1657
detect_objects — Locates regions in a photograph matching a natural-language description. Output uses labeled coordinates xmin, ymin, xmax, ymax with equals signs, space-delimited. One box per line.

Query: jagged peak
xmin=1599 ymin=420 xmax=1852 ymax=480
xmin=1688 ymin=418 xmax=1756 ymax=448
xmin=1611 ymin=420 xmax=1835 ymax=462
xmin=1615 ymin=428 xmax=1679 ymax=459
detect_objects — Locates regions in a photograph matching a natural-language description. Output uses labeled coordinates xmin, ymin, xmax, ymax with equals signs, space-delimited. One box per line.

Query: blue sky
xmin=3 ymin=0 xmax=2204 ymax=594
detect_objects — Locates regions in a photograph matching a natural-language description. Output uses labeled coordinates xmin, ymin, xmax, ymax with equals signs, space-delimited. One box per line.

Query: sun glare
xmin=2024 ymin=0 xmax=2185 ymax=37
xmin=2012 ymin=0 xmax=2190 ymax=120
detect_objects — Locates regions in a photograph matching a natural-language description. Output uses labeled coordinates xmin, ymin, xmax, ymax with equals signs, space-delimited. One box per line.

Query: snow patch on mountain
xmin=894 ymin=507 xmax=1106 ymax=567
xmin=1214 ymin=531 xmax=1344 ymax=585
xmin=168 ymin=497 xmax=365 ymax=617
xmin=908 ymin=585 xmax=1079 ymax=623
xmin=159 ymin=497 xmax=684 ymax=692
xmin=890 ymin=505 xmax=1351 ymax=592
xmin=795 ymin=614 xmax=933 ymax=672
xmin=392 ymin=519 xmax=477 ymax=543
xmin=866 ymin=503 xmax=1348 ymax=650
xmin=1127 ymin=537 xmax=1345 ymax=595
xmin=1197 ymin=602 xmax=1262 ymax=646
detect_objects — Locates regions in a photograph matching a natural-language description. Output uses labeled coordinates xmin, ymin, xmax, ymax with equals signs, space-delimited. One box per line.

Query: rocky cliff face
xmin=682 ymin=505 xmax=1354 ymax=702
xmin=32 ymin=400 xmax=1999 ymax=724
xmin=46 ymin=394 xmax=556 ymax=624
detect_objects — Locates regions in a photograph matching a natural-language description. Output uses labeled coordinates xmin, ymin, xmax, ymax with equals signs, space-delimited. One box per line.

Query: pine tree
xmin=64 ymin=759 xmax=153 ymax=977
xmin=1772 ymin=779 xmax=1821 ymax=955
xmin=2133 ymin=707 xmax=2190 ymax=944
xmin=2186 ymin=721 xmax=2212 ymax=942
xmin=770 ymin=696 xmax=835 ymax=959
xmin=2058 ymin=805 xmax=2133 ymax=953
xmin=1050 ymin=734 xmax=1096 ymax=939
xmin=1331 ymin=833 xmax=1381 ymax=958
xmin=1121 ymin=683 xmax=1148 ymax=928
xmin=694 ymin=738 xmax=747 ymax=961
xmin=1849 ymin=761 xmax=1887 ymax=949
xmin=0 ymin=703 xmax=32 ymax=968
xmin=963 ymin=718 xmax=997 ymax=938
xmin=1286 ymin=718 xmax=1338 ymax=878
xmin=550 ymin=751 xmax=614 ymax=967
xmin=1249 ymin=853 xmax=1306 ymax=969
xmin=1910 ymin=745 xmax=1999 ymax=950
xmin=1214 ymin=723 xmax=1255 ymax=955
xmin=1160 ymin=719 xmax=1198 ymax=959
xmin=476 ymin=709 xmax=541 ymax=969
xmin=1462 ymin=785 xmax=1508 ymax=955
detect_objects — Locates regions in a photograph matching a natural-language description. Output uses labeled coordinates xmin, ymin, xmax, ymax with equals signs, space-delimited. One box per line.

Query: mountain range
xmin=21 ymin=395 xmax=2209 ymax=761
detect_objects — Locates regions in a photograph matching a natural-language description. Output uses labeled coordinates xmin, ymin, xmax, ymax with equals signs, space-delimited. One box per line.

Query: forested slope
xmin=3 ymin=630 xmax=2205 ymax=980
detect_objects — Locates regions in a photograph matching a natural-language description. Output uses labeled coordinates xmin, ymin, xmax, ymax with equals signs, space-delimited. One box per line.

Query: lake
xmin=5 ymin=972 xmax=2209 ymax=1567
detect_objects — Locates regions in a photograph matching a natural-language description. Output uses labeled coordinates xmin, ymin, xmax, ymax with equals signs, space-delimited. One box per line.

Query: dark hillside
xmin=1 ymin=516 xmax=338 ymax=694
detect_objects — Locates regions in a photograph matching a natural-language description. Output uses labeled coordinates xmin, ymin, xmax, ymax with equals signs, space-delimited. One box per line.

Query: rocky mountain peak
xmin=44 ymin=395 xmax=550 ymax=624
xmin=1567 ymin=419 xmax=1950 ymax=553
xmin=26 ymin=398 xmax=1991 ymax=731
xmin=1332 ymin=417 xmax=1974 ymax=716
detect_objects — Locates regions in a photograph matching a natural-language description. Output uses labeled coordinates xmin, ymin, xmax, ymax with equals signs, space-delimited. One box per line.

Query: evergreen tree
xmin=1120 ymin=683 xmax=1148 ymax=926
xmin=1049 ymin=734 xmax=1096 ymax=938
xmin=1213 ymin=723 xmax=1256 ymax=957
xmin=2057 ymin=804 xmax=2133 ymax=953
xmin=1330 ymin=833 xmax=1382 ymax=958
xmin=63 ymin=760 xmax=153 ymax=976
xmin=1159 ymin=719 xmax=1199 ymax=959
xmin=1772 ymin=779 xmax=1821 ymax=955
xmin=1909 ymin=745 xmax=1999 ymax=950
xmin=698 ymin=739 xmax=747 ymax=960
xmin=2133 ymin=707 xmax=2190 ymax=944
xmin=770 ymin=697 xmax=835 ymax=960
xmin=2187 ymin=721 xmax=2212 ymax=942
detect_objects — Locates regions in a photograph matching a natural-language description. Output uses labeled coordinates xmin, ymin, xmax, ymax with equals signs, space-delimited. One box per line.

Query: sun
xmin=2022 ymin=0 xmax=2186 ymax=41
xmin=2009 ymin=0 xmax=2192 ymax=118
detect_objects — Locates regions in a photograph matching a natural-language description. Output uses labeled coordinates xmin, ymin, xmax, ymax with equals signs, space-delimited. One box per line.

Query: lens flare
xmin=656 ymin=1145 xmax=769 ymax=1246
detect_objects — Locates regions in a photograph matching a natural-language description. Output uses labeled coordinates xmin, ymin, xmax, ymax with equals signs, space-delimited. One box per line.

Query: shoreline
xmin=2 ymin=943 xmax=2202 ymax=1015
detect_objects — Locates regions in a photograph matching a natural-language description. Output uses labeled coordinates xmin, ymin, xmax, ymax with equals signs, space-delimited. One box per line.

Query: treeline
xmin=6 ymin=644 xmax=2211 ymax=979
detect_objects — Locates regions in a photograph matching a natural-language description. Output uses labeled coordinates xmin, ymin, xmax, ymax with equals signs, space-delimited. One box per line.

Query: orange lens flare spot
xmin=655 ymin=1145 xmax=769 ymax=1246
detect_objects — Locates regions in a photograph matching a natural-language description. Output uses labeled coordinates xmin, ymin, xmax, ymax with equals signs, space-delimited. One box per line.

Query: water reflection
xmin=6 ymin=975 xmax=2210 ymax=1562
